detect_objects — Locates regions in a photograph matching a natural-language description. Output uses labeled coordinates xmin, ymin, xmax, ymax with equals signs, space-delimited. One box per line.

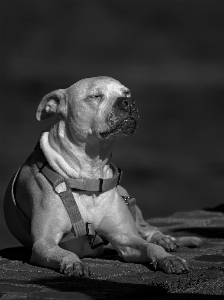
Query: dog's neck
xmin=40 ymin=123 xmax=116 ymax=179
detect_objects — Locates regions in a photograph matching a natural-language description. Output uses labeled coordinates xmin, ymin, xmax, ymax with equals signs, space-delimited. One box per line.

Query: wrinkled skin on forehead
xmin=64 ymin=76 xmax=139 ymax=141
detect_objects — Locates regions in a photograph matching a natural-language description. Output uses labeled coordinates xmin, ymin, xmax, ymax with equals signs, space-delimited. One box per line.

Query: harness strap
xmin=65 ymin=164 xmax=122 ymax=192
xmin=52 ymin=167 xmax=122 ymax=193
xmin=34 ymin=145 xmax=86 ymax=238
xmin=59 ymin=189 xmax=86 ymax=238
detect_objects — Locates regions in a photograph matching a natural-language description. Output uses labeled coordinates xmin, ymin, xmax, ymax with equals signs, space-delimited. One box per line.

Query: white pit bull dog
xmin=4 ymin=76 xmax=201 ymax=277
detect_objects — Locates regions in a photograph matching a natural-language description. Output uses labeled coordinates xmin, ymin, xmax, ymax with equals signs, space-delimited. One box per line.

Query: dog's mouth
xmin=99 ymin=117 xmax=138 ymax=139
xmin=99 ymin=97 xmax=140 ymax=139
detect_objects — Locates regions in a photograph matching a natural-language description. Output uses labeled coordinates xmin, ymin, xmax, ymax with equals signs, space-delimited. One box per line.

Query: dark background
xmin=1 ymin=0 xmax=224 ymax=249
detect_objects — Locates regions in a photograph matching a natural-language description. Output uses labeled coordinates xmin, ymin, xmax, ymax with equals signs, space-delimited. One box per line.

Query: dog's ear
xmin=36 ymin=89 xmax=67 ymax=121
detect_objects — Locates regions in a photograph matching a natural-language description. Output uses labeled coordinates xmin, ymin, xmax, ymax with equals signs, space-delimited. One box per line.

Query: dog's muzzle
xmin=99 ymin=96 xmax=140 ymax=139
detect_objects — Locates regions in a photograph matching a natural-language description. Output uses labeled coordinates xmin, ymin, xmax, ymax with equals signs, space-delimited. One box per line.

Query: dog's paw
xmin=60 ymin=261 xmax=91 ymax=277
xmin=152 ymin=233 xmax=179 ymax=252
xmin=156 ymin=255 xmax=189 ymax=274
xmin=177 ymin=236 xmax=202 ymax=248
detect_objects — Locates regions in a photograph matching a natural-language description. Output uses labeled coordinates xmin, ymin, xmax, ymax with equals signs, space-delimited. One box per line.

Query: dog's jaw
xmin=99 ymin=117 xmax=138 ymax=139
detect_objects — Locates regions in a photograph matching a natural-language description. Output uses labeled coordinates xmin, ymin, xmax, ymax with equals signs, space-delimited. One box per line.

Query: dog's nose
xmin=122 ymin=98 xmax=129 ymax=111
xmin=118 ymin=97 xmax=136 ymax=113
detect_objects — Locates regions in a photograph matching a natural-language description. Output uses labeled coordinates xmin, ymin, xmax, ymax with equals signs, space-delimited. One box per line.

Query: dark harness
xmin=34 ymin=143 xmax=136 ymax=249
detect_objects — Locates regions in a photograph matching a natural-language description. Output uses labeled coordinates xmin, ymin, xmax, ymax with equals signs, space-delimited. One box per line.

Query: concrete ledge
xmin=1 ymin=209 xmax=224 ymax=299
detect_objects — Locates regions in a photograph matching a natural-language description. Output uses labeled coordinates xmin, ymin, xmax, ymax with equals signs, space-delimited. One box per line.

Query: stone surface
xmin=1 ymin=209 xmax=224 ymax=299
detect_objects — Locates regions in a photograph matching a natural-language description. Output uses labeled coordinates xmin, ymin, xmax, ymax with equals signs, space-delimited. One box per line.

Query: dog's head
xmin=36 ymin=76 xmax=139 ymax=140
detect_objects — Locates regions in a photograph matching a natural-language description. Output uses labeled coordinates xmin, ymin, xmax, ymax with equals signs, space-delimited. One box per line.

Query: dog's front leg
xmin=101 ymin=197 xmax=188 ymax=274
xmin=110 ymin=233 xmax=189 ymax=274
xmin=30 ymin=193 xmax=91 ymax=277
xmin=31 ymin=239 xmax=90 ymax=276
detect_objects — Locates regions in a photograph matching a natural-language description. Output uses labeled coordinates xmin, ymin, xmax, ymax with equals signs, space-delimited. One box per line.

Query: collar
xmin=64 ymin=163 xmax=122 ymax=193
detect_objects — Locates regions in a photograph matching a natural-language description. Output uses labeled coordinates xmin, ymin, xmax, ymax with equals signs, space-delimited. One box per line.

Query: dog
xmin=4 ymin=76 xmax=201 ymax=277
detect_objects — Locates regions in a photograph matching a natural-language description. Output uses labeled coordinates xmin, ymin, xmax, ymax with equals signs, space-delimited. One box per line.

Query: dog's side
xmin=4 ymin=77 xmax=200 ymax=277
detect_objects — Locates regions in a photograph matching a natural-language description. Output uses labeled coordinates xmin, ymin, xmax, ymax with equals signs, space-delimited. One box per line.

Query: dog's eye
xmin=90 ymin=94 xmax=103 ymax=99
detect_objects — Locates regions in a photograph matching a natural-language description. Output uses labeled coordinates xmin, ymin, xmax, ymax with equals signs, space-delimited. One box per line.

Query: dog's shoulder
xmin=16 ymin=149 xmax=58 ymax=206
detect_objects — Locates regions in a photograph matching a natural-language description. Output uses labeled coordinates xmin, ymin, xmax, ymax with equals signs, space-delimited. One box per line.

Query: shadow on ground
xmin=0 ymin=247 xmax=31 ymax=264
xmin=205 ymin=204 xmax=224 ymax=213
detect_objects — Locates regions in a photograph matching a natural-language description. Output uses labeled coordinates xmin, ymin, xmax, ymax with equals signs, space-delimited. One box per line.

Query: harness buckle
xmin=55 ymin=182 xmax=67 ymax=193
xmin=86 ymin=222 xmax=108 ymax=249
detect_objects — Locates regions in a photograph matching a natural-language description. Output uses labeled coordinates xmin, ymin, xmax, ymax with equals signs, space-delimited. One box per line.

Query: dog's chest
xmin=72 ymin=190 xmax=112 ymax=227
